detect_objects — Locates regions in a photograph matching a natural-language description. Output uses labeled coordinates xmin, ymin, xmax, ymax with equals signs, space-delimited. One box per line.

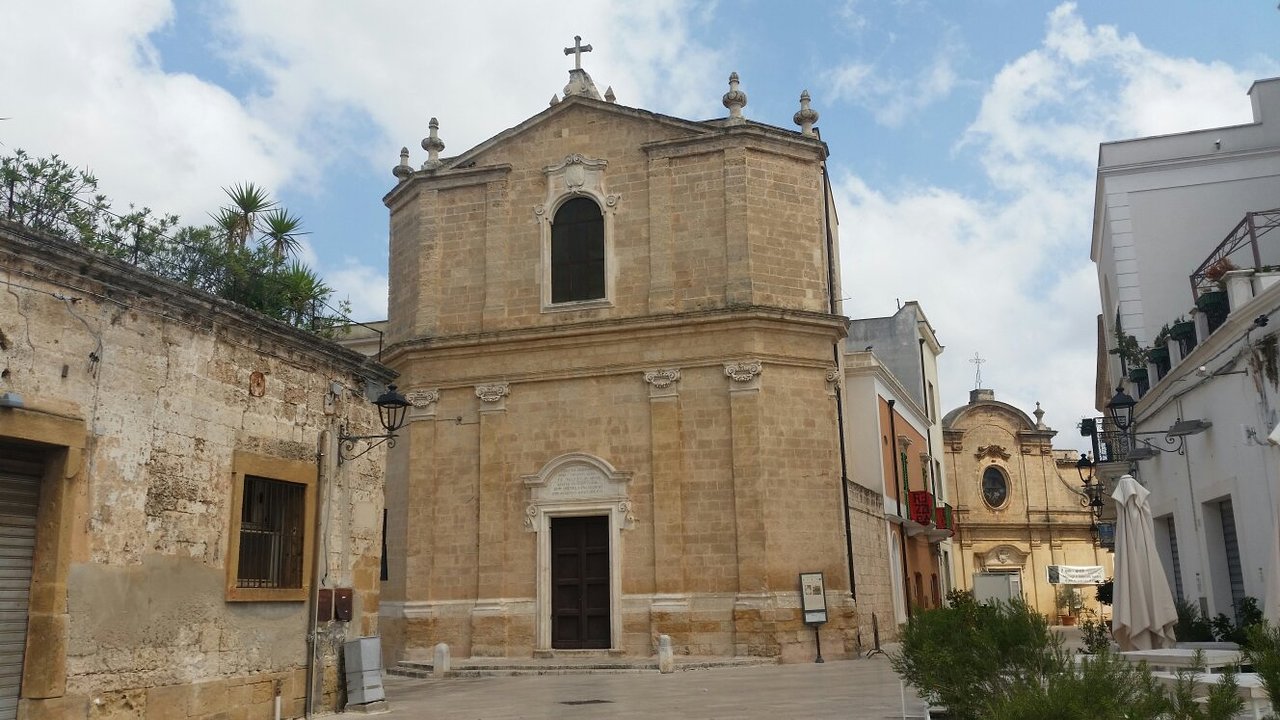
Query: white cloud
xmin=324 ymin=259 xmax=390 ymax=324
xmin=826 ymin=38 xmax=960 ymax=127
xmin=838 ymin=2 xmax=1271 ymax=448
xmin=0 ymin=1 xmax=299 ymax=222
xmin=210 ymin=0 xmax=722 ymax=174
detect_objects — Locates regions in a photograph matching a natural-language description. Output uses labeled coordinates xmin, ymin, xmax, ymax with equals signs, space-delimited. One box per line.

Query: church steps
xmin=387 ymin=656 xmax=777 ymax=678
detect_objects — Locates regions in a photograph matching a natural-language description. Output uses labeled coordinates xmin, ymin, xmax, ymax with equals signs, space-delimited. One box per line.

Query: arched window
xmin=982 ymin=466 xmax=1009 ymax=508
xmin=551 ymin=197 xmax=605 ymax=304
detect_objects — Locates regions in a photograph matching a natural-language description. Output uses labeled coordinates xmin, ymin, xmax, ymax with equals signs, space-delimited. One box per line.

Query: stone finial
xmin=722 ymin=72 xmax=747 ymax=122
xmin=1034 ymin=402 xmax=1047 ymax=429
xmin=392 ymin=146 xmax=412 ymax=181
xmin=604 ymin=86 xmax=616 ymax=103
xmin=550 ymin=93 xmax=561 ymax=106
xmin=421 ymin=117 xmax=445 ymax=169
xmin=793 ymin=90 xmax=819 ymax=136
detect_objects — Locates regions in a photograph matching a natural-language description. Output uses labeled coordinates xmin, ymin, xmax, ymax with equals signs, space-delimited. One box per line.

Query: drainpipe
xmin=820 ymin=160 xmax=858 ymax=600
xmin=305 ymin=429 xmax=331 ymax=718
xmin=888 ymin=400 xmax=912 ymax=619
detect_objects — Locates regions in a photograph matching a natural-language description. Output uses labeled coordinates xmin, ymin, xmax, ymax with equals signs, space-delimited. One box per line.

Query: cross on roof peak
xmin=564 ymin=35 xmax=593 ymax=70
xmin=969 ymin=351 xmax=987 ymax=389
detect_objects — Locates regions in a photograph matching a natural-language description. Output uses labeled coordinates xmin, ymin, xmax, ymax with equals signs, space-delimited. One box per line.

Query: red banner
xmin=908 ymin=490 xmax=934 ymax=525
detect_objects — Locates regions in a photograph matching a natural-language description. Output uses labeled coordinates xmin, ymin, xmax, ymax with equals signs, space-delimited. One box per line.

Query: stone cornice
xmin=382 ymin=305 xmax=847 ymax=366
xmin=383 ymin=163 xmax=513 ymax=209
xmin=642 ymin=125 xmax=826 ymax=163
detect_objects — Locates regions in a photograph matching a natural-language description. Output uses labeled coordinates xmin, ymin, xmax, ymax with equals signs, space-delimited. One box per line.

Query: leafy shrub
xmin=1210 ymin=596 xmax=1263 ymax=645
xmin=893 ymin=600 xmax=1249 ymax=719
xmin=1095 ymin=577 xmax=1113 ymax=606
xmin=1174 ymin=599 xmax=1215 ymax=642
xmin=1078 ymin=610 xmax=1112 ymax=654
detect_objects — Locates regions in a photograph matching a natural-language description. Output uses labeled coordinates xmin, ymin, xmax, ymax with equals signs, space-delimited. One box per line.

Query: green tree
xmin=216 ymin=181 xmax=274 ymax=249
xmin=1 ymin=149 xmax=347 ymax=334
xmin=260 ymin=207 xmax=307 ymax=259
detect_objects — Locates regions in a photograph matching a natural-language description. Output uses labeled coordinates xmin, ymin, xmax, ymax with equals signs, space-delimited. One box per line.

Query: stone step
xmin=387 ymin=656 xmax=777 ymax=678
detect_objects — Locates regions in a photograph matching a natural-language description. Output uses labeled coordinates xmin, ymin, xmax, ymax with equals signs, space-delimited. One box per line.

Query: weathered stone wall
xmin=0 ymin=222 xmax=393 ymax=719
xmin=846 ymin=480 xmax=895 ymax=645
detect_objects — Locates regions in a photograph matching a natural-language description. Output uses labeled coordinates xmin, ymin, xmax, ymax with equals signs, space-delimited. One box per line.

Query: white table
xmin=1151 ymin=671 xmax=1271 ymax=720
xmin=1120 ymin=648 xmax=1244 ymax=672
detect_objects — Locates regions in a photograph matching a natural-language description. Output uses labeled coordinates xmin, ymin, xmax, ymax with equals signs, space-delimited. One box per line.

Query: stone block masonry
xmin=0 ymin=220 xmax=395 ymax=718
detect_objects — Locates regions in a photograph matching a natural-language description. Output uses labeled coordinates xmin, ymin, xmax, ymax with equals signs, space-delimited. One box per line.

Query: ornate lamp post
xmin=337 ymin=384 xmax=410 ymax=465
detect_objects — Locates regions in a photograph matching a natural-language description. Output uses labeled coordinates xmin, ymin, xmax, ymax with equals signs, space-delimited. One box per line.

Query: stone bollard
xmin=433 ymin=642 xmax=451 ymax=677
xmin=657 ymin=634 xmax=674 ymax=674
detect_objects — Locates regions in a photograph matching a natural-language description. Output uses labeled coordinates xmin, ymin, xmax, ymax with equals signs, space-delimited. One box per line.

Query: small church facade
xmin=942 ymin=389 xmax=1113 ymax=621
xmin=378 ymin=49 xmax=858 ymax=663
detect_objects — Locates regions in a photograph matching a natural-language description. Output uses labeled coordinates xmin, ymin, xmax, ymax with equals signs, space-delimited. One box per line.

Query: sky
xmin=3 ymin=1 xmax=1279 ymax=451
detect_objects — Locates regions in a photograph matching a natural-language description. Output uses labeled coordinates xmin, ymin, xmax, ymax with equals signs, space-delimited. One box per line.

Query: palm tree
xmin=218 ymin=182 xmax=274 ymax=248
xmin=260 ymin=207 xmax=307 ymax=260
xmin=275 ymin=262 xmax=333 ymax=329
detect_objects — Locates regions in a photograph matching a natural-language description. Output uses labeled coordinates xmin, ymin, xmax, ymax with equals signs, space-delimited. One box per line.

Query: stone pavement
xmin=372 ymin=653 xmax=932 ymax=719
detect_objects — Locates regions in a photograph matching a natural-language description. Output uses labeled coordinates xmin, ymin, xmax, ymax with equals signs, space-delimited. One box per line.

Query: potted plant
xmin=1128 ymin=367 xmax=1148 ymax=384
xmin=1170 ymin=316 xmax=1196 ymax=342
xmin=1056 ymin=586 xmax=1083 ymax=626
xmin=1203 ymin=256 xmax=1238 ymax=285
xmin=1197 ymin=290 xmax=1230 ymax=332
xmin=1109 ymin=326 xmax=1146 ymax=371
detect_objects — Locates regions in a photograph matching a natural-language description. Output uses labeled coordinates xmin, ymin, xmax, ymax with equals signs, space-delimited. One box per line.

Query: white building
xmin=1091 ymin=77 xmax=1280 ymax=623
xmin=843 ymin=302 xmax=952 ymax=633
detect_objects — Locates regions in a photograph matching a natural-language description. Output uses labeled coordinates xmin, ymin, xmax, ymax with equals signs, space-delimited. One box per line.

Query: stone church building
xmin=942 ymin=389 xmax=1113 ymax=621
xmin=378 ymin=47 xmax=858 ymax=663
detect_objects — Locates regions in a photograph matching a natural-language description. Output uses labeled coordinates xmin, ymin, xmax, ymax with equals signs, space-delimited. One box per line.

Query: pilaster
xmin=472 ymin=383 xmax=510 ymax=655
xmin=645 ymin=369 xmax=685 ymax=597
xmin=723 ymin=147 xmax=752 ymax=304
xmin=647 ymin=157 xmax=675 ymax=313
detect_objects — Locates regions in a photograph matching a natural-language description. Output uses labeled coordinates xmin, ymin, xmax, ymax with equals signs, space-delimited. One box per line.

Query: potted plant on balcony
xmin=1109 ymin=326 xmax=1146 ymax=371
xmin=1170 ymin=316 xmax=1196 ymax=343
xmin=1148 ymin=325 xmax=1172 ymax=378
xmin=1204 ymin=257 xmax=1238 ymax=285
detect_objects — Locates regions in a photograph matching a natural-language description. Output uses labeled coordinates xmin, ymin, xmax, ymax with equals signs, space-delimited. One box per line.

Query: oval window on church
xmin=982 ymin=466 xmax=1009 ymax=508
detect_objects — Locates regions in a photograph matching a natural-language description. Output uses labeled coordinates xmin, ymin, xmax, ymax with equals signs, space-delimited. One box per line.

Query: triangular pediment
xmin=446 ymin=96 xmax=717 ymax=171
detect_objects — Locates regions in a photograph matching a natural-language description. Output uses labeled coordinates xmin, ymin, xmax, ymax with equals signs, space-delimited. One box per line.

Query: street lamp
xmin=337 ymin=384 xmax=410 ymax=465
xmin=1106 ymin=385 xmax=1136 ymax=431
xmin=1076 ymin=454 xmax=1105 ymax=520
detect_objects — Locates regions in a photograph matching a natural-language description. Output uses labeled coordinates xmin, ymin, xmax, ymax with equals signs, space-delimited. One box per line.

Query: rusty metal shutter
xmin=0 ymin=459 xmax=41 ymax=720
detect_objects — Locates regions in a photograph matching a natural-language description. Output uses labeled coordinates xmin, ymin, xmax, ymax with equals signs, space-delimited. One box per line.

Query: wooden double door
xmin=550 ymin=515 xmax=610 ymax=649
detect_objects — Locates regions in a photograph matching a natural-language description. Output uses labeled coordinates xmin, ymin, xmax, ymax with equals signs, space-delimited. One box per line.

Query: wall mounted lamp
xmin=1102 ymin=385 xmax=1211 ymax=458
xmin=337 ymin=384 xmax=410 ymax=465
xmin=1076 ymin=454 xmax=1106 ymax=521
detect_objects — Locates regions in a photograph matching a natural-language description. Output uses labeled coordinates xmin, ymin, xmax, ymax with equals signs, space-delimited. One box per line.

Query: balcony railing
xmin=1188 ymin=208 xmax=1280 ymax=335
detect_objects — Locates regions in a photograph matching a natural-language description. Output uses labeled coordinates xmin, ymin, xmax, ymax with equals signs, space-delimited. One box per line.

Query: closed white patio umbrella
xmin=1111 ymin=474 xmax=1178 ymax=651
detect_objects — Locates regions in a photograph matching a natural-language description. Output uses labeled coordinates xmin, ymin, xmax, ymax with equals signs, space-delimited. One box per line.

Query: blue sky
xmin=3 ymin=1 xmax=1279 ymax=449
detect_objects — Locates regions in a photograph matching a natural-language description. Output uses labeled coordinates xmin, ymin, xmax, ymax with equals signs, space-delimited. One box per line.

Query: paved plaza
xmin=375 ymin=654 xmax=932 ymax=719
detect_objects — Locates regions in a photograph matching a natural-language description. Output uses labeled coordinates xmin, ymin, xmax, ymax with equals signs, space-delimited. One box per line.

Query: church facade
xmin=377 ymin=53 xmax=857 ymax=662
xmin=942 ymin=389 xmax=1113 ymax=621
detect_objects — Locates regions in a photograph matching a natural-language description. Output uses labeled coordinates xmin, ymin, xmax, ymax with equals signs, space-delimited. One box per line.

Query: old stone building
xmin=378 ymin=52 xmax=857 ymax=663
xmin=0 ymin=221 xmax=393 ymax=719
xmin=942 ymin=389 xmax=1113 ymax=621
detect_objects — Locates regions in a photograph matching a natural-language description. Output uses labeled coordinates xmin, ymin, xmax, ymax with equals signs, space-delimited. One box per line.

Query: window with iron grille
xmin=226 ymin=452 xmax=315 ymax=601
xmin=237 ymin=475 xmax=306 ymax=589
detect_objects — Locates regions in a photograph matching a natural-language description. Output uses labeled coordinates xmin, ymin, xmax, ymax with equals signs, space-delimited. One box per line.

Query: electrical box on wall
xmin=317 ymin=588 xmax=333 ymax=622
xmin=335 ymin=588 xmax=353 ymax=622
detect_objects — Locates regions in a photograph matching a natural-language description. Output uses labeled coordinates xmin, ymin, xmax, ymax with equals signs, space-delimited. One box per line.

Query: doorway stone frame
xmin=0 ymin=405 xmax=87 ymax=707
xmin=522 ymin=453 xmax=633 ymax=653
